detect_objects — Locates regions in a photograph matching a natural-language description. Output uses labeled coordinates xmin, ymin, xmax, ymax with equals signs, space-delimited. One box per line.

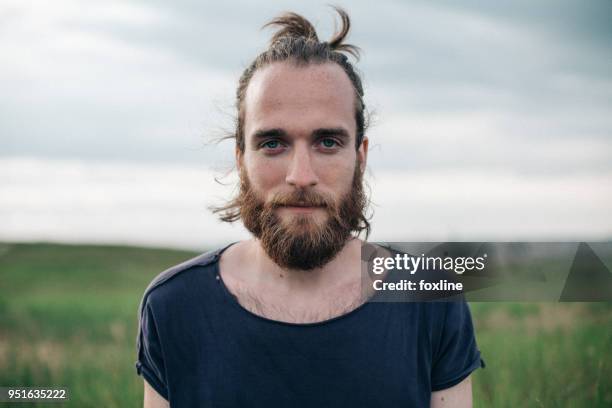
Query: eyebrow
xmin=312 ymin=127 xmax=350 ymax=140
xmin=253 ymin=128 xmax=287 ymax=140
xmin=252 ymin=127 xmax=350 ymax=141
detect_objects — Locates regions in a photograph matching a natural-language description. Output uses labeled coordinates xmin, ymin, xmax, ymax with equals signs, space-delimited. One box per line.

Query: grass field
xmin=0 ymin=242 xmax=610 ymax=407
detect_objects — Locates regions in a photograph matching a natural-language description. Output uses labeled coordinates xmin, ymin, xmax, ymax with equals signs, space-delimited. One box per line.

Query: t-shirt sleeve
xmin=135 ymin=296 xmax=169 ymax=400
xmin=431 ymin=299 xmax=485 ymax=391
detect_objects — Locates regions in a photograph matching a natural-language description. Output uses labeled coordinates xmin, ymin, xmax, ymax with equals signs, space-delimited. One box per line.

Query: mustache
xmin=269 ymin=189 xmax=335 ymax=209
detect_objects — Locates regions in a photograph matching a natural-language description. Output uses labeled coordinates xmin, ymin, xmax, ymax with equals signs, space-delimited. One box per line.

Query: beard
xmin=239 ymin=162 xmax=366 ymax=270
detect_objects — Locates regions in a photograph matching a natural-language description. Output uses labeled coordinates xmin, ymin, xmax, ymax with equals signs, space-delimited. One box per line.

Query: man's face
xmin=238 ymin=61 xmax=368 ymax=270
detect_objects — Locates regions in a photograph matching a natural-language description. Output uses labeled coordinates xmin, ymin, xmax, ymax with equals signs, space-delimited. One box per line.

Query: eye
xmin=262 ymin=140 xmax=281 ymax=149
xmin=318 ymin=137 xmax=341 ymax=150
xmin=259 ymin=139 xmax=287 ymax=155
xmin=322 ymin=138 xmax=336 ymax=148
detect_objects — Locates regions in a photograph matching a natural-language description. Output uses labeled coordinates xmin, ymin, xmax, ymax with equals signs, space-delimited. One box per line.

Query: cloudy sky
xmin=1 ymin=0 xmax=611 ymax=249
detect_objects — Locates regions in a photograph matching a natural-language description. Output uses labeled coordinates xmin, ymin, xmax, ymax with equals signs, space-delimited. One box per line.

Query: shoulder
xmin=421 ymin=298 xmax=474 ymax=334
xmin=137 ymin=245 xmax=229 ymax=316
xmin=400 ymin=299 xmax=475 ymax=354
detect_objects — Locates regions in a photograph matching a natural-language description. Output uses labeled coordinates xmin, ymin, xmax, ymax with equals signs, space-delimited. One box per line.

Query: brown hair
xmin=233 ymin=6 xmax=368 ymax=151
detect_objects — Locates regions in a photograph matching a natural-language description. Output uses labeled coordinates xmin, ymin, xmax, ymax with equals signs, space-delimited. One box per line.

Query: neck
xmin=245 ymin=236 xmax=363 ymax=294
xmin=218 ymin=237 xmax=387 ymax=324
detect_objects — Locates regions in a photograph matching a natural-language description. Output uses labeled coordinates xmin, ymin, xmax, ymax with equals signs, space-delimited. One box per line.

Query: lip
xmin=278 ymin=205 xmax=324 ymax=213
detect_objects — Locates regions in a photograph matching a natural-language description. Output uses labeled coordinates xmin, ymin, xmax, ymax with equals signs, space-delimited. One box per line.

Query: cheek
xmin=314 ymin=153 xmax=357 ymax=191
xmin=245 ymin=157 xmax=286 ymax=192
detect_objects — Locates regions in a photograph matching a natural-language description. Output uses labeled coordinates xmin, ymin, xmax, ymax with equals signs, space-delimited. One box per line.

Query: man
xmin=136 ymin=8 xmax=484 ymax=407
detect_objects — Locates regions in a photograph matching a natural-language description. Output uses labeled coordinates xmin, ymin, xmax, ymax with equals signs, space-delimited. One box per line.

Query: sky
xmin=1 ymin=0 xmax=611 ymax=250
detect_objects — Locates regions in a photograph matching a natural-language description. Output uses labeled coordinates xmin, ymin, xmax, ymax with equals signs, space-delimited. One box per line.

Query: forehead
xmin=243 ymin=61 xmax=356 ymax=137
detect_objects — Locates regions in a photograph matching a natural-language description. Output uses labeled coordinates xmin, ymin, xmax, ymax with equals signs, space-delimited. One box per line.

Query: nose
xmin=285 ymin=142 xmax=318 ymax=188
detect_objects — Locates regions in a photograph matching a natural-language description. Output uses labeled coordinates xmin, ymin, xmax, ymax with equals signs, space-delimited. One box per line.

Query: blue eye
xmin=263 ymin=140 xmax=280 ymax=149
xmin=321 ymin=138 xmax=338 ymax=148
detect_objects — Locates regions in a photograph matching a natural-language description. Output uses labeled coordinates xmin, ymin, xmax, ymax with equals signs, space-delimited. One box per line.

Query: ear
xmin=235 ymin=145 xmax=243 ymax=172
xmin=357 ymin=136 xmax=368 ymax=174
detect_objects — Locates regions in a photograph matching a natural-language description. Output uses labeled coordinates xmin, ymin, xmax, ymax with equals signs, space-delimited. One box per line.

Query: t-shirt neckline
xmin=212 ymin=241 xmax=382 ymax=328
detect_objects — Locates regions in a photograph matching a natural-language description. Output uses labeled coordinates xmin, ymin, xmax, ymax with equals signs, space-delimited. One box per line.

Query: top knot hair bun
xmin=263 ymin=6 xmax=360 ymax=60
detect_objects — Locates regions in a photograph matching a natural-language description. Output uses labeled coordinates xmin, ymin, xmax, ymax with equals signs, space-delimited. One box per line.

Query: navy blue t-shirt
xmin=135 ymin=244 xmax=485 ymax=407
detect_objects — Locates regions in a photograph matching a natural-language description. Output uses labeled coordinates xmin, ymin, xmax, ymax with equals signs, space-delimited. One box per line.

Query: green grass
xmin=470 ymin=302 xmax=612 ymax=407
xmin=0 ymin=242 xmax=195 ymax=407
xmin=0 ymin=242 xmax=610 ymax=407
